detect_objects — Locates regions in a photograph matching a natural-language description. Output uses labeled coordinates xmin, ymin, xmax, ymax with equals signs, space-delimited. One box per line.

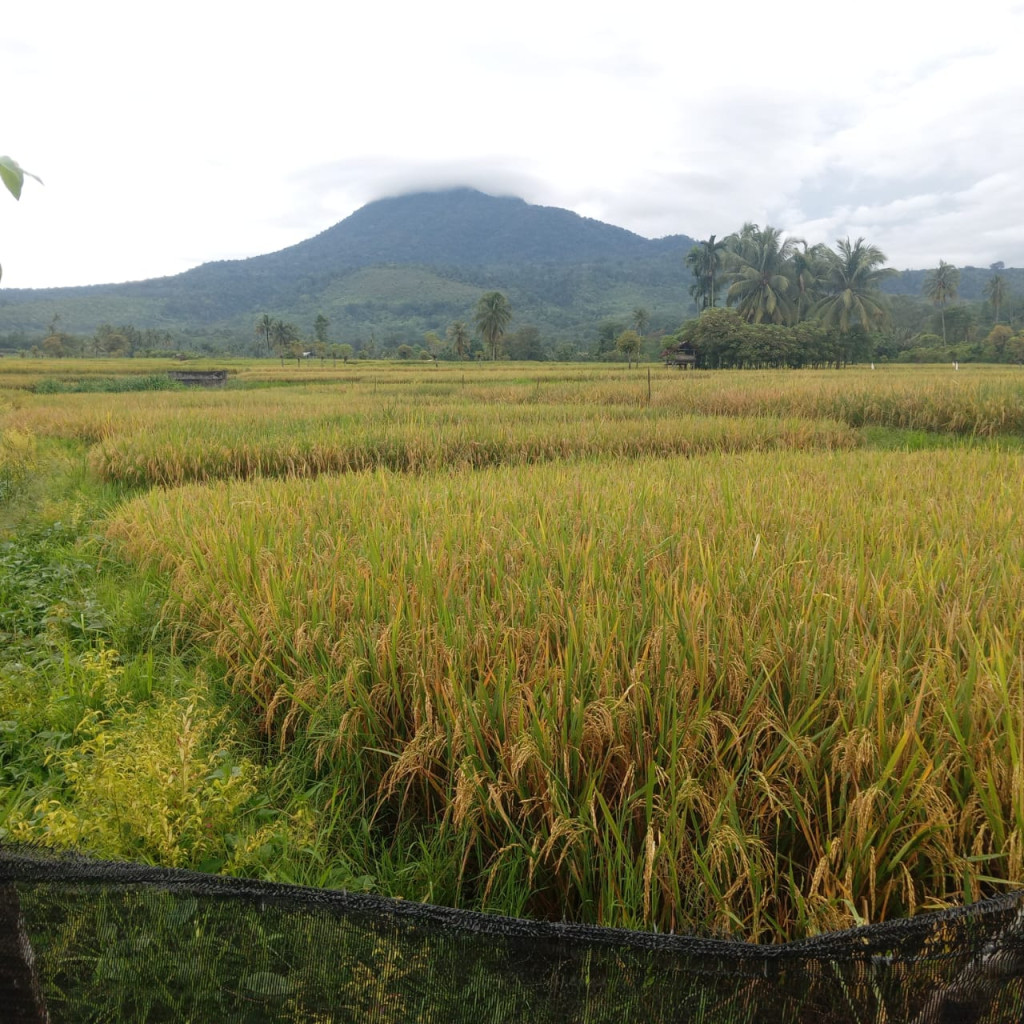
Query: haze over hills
xmin=0 ymin=188 xmax=1019 ymax=355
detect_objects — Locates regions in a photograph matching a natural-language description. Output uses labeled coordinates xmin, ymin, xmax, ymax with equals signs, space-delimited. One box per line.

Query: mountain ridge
xmin=0 ymin=189 xmax=701 ymax=345
xmin=259 ymin=188 xmax=697 ymax=269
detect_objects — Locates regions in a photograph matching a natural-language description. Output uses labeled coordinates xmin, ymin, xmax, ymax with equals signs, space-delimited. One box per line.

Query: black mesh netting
xmin=3 ymin=844 xmax=1024 ymax=1023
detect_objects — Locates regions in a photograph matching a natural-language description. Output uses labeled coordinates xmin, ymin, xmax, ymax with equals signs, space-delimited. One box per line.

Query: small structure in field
xmin=167 ymin=370 xmax=229 ymax=388
xmin=663 ymin=341 xmax=697 ymax=369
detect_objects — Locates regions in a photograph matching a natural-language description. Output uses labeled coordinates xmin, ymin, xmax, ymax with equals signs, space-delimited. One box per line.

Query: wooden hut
xmin=167 ymin=370 xmax=228 ymax=388
xmin=663 ymin=341 xmax=697 ymax=369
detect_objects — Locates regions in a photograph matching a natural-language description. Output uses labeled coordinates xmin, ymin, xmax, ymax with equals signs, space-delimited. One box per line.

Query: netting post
xmin=0 ymin=883 xmax=50 ymax=1024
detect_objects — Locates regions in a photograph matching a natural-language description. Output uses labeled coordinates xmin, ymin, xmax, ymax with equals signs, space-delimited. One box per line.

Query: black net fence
xmin=3 ymin=843 xmax=1024 ymax=1024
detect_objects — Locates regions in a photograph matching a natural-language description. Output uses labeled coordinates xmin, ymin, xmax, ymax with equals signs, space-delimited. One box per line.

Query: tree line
xmin=252 ymin=291 xmax=524 ymax=364
xmin=675 ymin=226 xmax=1022 ymax=368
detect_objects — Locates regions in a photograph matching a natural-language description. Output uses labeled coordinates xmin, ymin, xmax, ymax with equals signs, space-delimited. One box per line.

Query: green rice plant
xmin=34 ymin=373 xmax=184 ymax=393
xmin=0 ymin=427 xmax=35 ymax=502
xmin=106 ymin=448 xmax=1024 ymax=940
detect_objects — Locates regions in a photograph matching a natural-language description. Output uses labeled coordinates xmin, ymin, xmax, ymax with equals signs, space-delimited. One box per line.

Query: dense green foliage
xmin=673 ymin=226 xmax=1024 ymax=368
xmin=34 ymin=374 xmax=183 ymax=394
xmin=674 ymin=227 xmax=896 ymax=369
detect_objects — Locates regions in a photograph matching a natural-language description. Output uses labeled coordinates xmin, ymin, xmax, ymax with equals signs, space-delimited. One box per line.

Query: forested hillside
xmin=0 ymin=188 xmax=1020 ymax=360
xmin=0 ymin=189 xmax=697 ymax=353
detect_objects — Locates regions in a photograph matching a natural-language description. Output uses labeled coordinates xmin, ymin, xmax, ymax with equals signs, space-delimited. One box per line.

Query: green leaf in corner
xmin=0 ymin=157 xmax=25 ymax=199
xmin=0 ymin=156 xmax=42 ymax=200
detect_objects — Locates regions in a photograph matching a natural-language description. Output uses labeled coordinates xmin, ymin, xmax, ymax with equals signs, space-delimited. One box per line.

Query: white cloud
xmin=3 ymin=0 xmax=1024 ymax=287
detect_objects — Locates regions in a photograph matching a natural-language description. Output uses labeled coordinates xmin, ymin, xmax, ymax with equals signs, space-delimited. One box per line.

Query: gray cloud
xmin=275 ymin=157 xmax=552 ymax=239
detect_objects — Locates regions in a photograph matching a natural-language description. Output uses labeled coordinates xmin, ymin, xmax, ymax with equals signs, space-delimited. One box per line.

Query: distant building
xmin=663 ymin=340 xmax=697 ymax=369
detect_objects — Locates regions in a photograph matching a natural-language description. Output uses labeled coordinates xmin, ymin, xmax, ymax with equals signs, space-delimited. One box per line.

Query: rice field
xmin=4 ymin=361 xmax=1024 ymax=488
xmin=7 ymin=361 xmax=1024 ymax=943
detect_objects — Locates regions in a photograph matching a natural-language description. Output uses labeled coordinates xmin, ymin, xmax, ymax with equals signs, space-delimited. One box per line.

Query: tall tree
xmin=723 ymin=224 xmax=799 ymax=325
xmin=923 ymin=260 xmax=961 ymax=344
xmin=446 ymin=320 xmax=470 ymax=360
xmin=474 ymin=291 xmax=512 ymax=360
xmin=985 ymin=274 xmax=1007 ymax=324
xmin=632 ymin=307 xmax=650 ymax=337
xmin=423 ymin=330 xmax=443 ymax=362
xmin=616 ymin=329 xmax=642 ymax=368
xmin=331 ymin=343 xmax=353 ymax=365
xmin=256 ymin=313 xmax=274 ymax=356
xmin=813 ymin=238 xmax=895 ymax=334
xmin=595 ymin=320 xmax=624 ymax=358
xmin=313 ymin=313 xmax=330 ymax=346
xmin=685 ymin=307 xmax=748 ymax=369
xmin=791 ymin=241 xmax=830 ymax=322
xmin=685 ymin=235 xmax=725 ymax=311
xmin=506 ymin=325 xmax=545 ymax=361
xmin=270 ymin=318 xmax=300 ymax=364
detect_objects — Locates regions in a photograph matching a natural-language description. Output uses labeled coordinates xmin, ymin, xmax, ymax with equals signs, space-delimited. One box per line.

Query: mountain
xmin=262 ymin=188 xmax=694 ymax=268
xmin=880 ymin=264 xmax=1024 ymax=302
xmin=2 ymin=188 xmax=1018 ymax=356
xmin=0 ymin=189 xmax=699 ymax=351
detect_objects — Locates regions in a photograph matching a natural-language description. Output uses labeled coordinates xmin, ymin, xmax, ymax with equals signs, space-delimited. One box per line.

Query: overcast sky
xmin=4 ymin=0 xmax=1024 ymax=289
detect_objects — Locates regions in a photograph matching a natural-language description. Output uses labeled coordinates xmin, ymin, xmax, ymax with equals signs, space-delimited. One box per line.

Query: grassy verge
xmin=0 ymin=443 xmax=305 ymax=876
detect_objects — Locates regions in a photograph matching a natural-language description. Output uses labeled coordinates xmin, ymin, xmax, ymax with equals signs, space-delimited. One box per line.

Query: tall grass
xmin=107 ymin=449 xmax=1024 ymax=940
xmin=0 ymin=428 xmax=35 ymax=503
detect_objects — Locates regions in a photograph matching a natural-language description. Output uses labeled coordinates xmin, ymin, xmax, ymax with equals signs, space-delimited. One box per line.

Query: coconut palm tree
xmin=985 ymin=274 xmax=1008 ymax=324
xmin=923 ymin=261 xmax=961 ymax=344
xmin=724 ymin=224 xmax=798 ymax=324
xmin=813 ymin=238 xmax=895 ymax=334
xmin=255 ymin=313 xmax=274 ymax=356
xmin=791 ymin=241 xmax=831 ymax=322
xmin=685 ymin=235 xmax=726 ymax=311
xmin=446 ymin=320 xmax=471 ymax=360
xmin=270 ymin=318 xmax=300 ymax=364
xmin=474 ymin=292 xmax=512 ymax=360
xmin=632 ymin=307 xmax=650 ymax=337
